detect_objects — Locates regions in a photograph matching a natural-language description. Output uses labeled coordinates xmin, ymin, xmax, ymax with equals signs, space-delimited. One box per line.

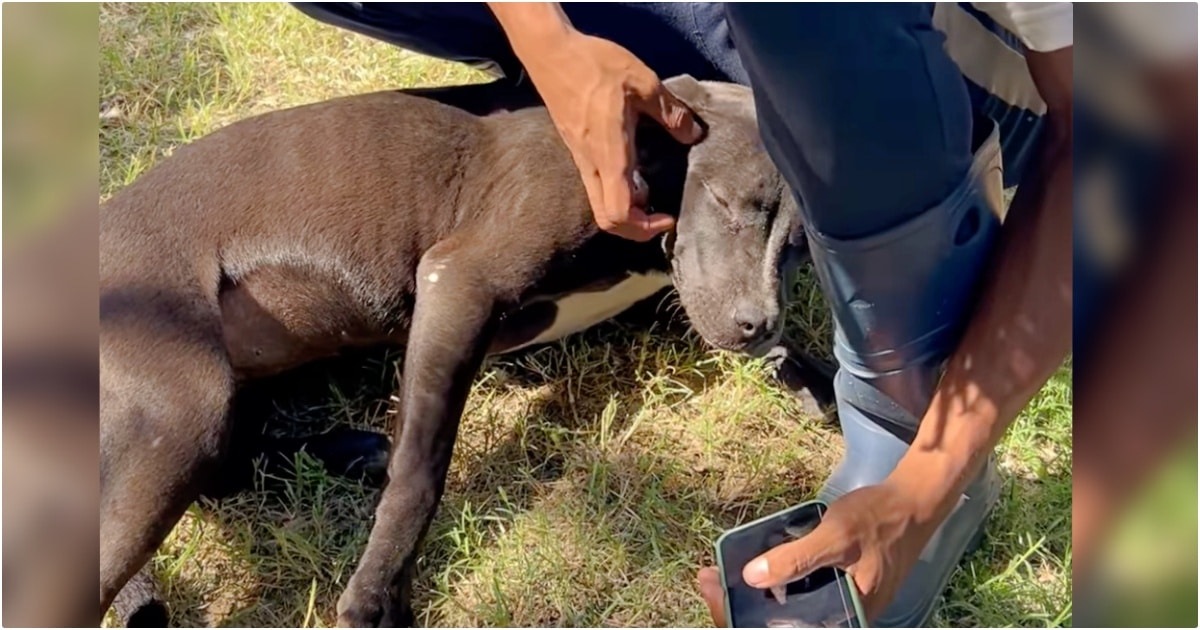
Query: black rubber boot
xmin=814 ymin=121 xmax=1007 ymax=627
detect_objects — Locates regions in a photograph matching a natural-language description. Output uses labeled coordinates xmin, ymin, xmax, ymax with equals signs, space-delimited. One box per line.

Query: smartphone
xmin=715 ymin=500 xmax=867 ymax=628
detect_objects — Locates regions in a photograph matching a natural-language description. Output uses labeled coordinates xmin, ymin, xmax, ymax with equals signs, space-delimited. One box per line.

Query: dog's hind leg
xmin=208 ymin=380 xmax=395 ymax=498
xmin=99 ymin=329 xmax=235 ymax=622
xmin=764 ymin=338 xmax=837 ymax=422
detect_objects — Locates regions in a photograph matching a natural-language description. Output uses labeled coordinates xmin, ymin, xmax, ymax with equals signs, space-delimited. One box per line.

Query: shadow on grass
xmin=143 ymin=316 xmax=1068 ymax=627
xmin=146 ymin=304 xmax=737 ymax=626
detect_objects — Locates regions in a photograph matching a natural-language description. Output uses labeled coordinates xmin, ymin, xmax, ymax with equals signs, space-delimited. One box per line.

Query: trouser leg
xmin=292 ymin=2 xmax=522 ymax=79
xmin=290 ymin=2 xmax=748 ymax=84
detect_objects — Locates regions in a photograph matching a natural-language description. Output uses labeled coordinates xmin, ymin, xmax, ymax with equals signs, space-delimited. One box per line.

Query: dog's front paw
xmin=336 ymin=607 xmax=383 ymax=628
xmin=336 ymin=587 xmax=414 ymax=628
xmin=336 ymin=589 xmax=385 ymax=628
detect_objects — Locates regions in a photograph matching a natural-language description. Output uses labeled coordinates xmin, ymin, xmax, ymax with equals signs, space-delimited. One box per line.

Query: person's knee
xmin=726 ymin=4 xmax=974 ymax=237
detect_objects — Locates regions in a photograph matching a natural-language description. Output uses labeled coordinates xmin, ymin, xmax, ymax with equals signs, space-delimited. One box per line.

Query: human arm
xmin=698 ymin=12 xmax=1076 ymax=623
xmin=725 ymin=47 xmax=1072 ymax=622
xmin=485 ymin=3 xmax=704 ymax=241
xmin=883 ymin=44 xmax=1074 ymax=556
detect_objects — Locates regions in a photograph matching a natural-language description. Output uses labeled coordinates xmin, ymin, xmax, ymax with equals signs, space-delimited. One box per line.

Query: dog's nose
xmin=734 ymin=302 xmax=770 ymax=344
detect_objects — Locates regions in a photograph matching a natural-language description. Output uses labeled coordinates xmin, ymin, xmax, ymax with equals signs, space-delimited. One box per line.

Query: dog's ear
xmin=663 ymin=74 xmax=709 ymax=111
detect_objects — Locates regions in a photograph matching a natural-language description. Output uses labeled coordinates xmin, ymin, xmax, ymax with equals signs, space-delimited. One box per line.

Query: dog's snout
xmin=734 ymin=301 xmax=770 ymax=344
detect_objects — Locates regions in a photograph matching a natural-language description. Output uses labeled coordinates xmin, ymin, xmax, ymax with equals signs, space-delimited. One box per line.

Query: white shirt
xmin=970 ymin=2 xmax=1073 ymax=53
xmin=969 ymin=2 xmax=1198 ymax=63
xmin=933 ymin=3 xmax=1070 ymax=116
xmin=937 ymin=2 xmax=1195 ymax=123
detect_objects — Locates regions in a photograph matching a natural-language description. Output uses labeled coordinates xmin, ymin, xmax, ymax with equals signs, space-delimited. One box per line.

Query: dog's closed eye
xmin=701 ymin=179 xmax=762 ymax=231
xmin=700 ymin=179 xmax=735 ymax=219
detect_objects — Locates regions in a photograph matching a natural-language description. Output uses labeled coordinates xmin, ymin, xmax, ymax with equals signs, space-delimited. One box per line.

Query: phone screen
xmin=717 ymin=502 xmax=862 ymax=628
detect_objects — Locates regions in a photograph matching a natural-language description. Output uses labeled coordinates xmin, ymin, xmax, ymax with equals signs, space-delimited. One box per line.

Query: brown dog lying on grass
xmin=97 ymin=77 xmax=832 ymax=627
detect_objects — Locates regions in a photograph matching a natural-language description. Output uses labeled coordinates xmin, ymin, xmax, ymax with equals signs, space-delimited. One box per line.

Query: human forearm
xmin=892 ymin=130 xmax=1072 ymax=523
xmin=890 ymin=49 xmax=1075 ymax=523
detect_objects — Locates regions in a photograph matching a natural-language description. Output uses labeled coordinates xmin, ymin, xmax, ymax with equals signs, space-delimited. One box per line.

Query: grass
xmin=99 ymin=3 xmax=1072 ymax=627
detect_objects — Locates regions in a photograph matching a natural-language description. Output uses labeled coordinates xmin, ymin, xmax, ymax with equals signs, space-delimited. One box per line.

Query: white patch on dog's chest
xmin=511 ymin=271 xmax=672 ymax=352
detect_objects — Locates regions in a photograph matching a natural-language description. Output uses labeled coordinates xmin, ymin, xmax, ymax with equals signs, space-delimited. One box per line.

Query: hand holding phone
xmin=714 ymin=500 xmax=867 ymax=628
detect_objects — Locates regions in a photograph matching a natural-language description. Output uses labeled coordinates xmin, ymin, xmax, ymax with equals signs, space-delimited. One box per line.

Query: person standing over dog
xmin=292 ymin=3 xmax=1073 ymax=626
xmin=691 ymin=6 xmax=1071 ymax=626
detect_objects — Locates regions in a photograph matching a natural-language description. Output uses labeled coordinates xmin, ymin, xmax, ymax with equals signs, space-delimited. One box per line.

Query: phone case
xmin=714 ymin=500 xmax=869 ymax=628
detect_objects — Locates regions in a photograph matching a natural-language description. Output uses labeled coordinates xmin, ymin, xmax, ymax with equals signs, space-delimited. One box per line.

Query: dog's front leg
xmin=337 ymin=249 xmax=498 ymax=628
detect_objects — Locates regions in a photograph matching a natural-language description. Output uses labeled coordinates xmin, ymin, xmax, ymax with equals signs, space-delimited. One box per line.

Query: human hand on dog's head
xmin=488 ymin=3 xmax=705 ymax=242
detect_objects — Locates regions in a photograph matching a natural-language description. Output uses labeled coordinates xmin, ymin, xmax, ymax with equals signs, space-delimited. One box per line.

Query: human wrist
xmin=886 ymin=449 xmax=972 ymax=528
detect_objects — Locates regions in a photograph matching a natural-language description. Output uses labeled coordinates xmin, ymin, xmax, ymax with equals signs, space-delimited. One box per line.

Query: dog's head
xmin=656 ymin=75 xmax=803 ymax=356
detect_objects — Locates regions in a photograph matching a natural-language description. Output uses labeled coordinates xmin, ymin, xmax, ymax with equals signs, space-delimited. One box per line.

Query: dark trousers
xmin=292 ymin=1 xmax=1039 ymax=235
xmin=291 ymin=2 xmax=1075 ymax=407
xmin=292 ymin=2 xmax=750 ymax=84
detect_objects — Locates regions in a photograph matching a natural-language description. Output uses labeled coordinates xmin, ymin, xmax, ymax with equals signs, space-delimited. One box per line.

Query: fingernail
xmin=744 ymin=558 xmax=769 ymax=586
xmin=668 ymin=103 xmax=701 ymax=141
